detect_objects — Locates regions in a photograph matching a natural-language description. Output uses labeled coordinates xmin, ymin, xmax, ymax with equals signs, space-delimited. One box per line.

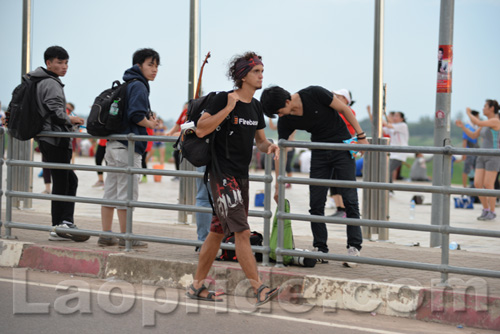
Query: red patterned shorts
xmin=209 ymin=173 xmax=249 ymax=236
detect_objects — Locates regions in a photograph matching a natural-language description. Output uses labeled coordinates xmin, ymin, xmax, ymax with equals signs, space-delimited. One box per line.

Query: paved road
xmin=0 ymin=268 xmax=488 ymax=334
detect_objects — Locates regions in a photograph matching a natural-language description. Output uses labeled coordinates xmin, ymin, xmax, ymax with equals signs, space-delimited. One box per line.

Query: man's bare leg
xmin=117 ymin=209 xmax=127 ymax=233
xmin=101 ymin=206 xmax=114 ymax=231
xmin=233 ymin=230 xmax=274 ymax=302
xmin=190 ymin=231 xmax=225 ymax=299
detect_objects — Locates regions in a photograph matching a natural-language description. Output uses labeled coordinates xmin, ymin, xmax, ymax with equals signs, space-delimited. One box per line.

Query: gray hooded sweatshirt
xmin=31 ymin=67 xmax=74 ymax=148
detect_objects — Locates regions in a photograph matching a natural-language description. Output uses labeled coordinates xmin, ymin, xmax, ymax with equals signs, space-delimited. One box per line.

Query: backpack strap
xmin=30 ymin=76 xmax=63 ymax=135
xmin=203 ymin=167 xmax=216 ymax=216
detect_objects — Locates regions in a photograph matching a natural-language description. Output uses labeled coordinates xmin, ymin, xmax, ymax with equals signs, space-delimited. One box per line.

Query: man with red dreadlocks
xmin=186 ymin=52 xmax=281 ymax=307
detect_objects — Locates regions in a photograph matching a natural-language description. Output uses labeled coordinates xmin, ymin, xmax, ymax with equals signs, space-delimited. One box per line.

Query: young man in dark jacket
xmin=99 ymin=48 xmax=160 ymax=248
xmin=260 ymin=85 xmax=369 ymax=267
xmin=33 ymin=46 xmax=87 ymax=242
xmin=186 ymin=52 xmax=281 ymax=307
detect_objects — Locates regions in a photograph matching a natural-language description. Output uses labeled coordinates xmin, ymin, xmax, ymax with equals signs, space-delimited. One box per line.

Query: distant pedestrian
xmin=65 ymin=102 xmax=79 ymax=164
xmin=92 ymin=139 xmax=107 ymax=188
xmin=455 ymin=101 xmax=500 ymax=221
xmin=148 ymin=116 xmax=167 ymax=164
xmin=194 ymin=166 xmax=211 ymax=250
xmin=409 ymin=153 xmax=431 ymax=182
xmin=383 ymin=111 xmax=410 ymax=184
xmin=166 ymin=103 xmax=188 ymax=181
xmin=140 ymin=127 xmax=154 ymax=183
xmin=459 ymin=109 xmax=480 ymax=188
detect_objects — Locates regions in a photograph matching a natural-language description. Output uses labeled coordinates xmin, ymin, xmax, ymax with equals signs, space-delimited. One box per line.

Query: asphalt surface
xmin=0 ymin=268 xmax=491 ymax=334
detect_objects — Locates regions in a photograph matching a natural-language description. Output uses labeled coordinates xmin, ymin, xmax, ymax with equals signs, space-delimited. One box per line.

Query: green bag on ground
xmin=270 ymin=199 xmax=294 ymax=265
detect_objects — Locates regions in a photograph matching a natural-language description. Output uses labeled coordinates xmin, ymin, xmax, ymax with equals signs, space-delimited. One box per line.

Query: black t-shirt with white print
xmin=277 ymin=86 xmax=351 ymax=143
xmin=206 ymin=91 xmax=266 ymax=178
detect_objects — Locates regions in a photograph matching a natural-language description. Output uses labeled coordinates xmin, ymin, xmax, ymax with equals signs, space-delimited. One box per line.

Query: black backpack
xmin=174 ymin=91 xmax=220 ymax=167
xmin=216 ymin=231 xmax=263 ymax=262
xmin=87 ymin=80 xmax=136 ymax=136
xmin=173 ymin=91 xmax=230 ymax=215
xmin=5 ymin=74 xmax=49 ymax=140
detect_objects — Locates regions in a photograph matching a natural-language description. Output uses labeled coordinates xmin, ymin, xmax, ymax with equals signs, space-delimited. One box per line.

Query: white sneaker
xmin=48 ymin=231 xmax=71 ymax=241
xmin=54 ymin=221 xmax=91 ymax=242
xmin=483 ymin=211 xmax=497 ymax=221
xmin=325 ymin=197 xmax=336 ymax=209
xmin=477 ymin=209 xmax=489 ymax=221
xmin=342 ymin=246 xmax=360 ymax=268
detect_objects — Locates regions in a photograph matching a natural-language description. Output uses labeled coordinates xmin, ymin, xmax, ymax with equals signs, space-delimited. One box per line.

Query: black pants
xmin=39 ymin=141 xmax=78 ymax=226
xmin=309 ymin=149 xmax=362 ymax=252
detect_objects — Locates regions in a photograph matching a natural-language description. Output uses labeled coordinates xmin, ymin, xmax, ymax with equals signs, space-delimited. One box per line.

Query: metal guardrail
xmin=1 ymin=129 xmax=500 ymax=282
xmin=1 ymin=129 xmax=274 ymax=262
xmin=274 ymin=139 xmax=500 ymax=282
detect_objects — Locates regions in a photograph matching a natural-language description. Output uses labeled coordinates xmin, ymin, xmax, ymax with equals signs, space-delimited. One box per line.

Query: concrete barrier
xmin=0 ymin=240 xmax=32 ymax=267
xmin=17 ymin=244 xmax=113 ymax=277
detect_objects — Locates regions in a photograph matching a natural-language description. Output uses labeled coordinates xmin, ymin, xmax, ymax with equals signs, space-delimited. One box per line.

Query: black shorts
xmin=209 ymin=173 xmax=250 ymax=236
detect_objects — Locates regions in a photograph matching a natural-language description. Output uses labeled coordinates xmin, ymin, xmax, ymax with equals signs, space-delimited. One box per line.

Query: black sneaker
xmin=330 ymin=209 xmax=346 ymax=218
xmin=55 ymin=221 xmax=90 ymax=242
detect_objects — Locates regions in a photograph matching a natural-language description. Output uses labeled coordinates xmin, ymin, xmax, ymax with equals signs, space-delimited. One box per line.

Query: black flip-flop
xmin=186 ymin=284 xmax=223 ymax=302
xmin=255 ymin=285 xmax=280 ymax=307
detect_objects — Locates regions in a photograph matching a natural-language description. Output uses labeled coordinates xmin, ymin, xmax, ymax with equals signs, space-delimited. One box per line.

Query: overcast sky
xmin=0 ymin=0 xmax=499 ymax=125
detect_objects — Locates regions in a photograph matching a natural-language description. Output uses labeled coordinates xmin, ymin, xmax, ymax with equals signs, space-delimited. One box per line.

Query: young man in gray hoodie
xmin=33 ymin=46 xmax=88 ymax=242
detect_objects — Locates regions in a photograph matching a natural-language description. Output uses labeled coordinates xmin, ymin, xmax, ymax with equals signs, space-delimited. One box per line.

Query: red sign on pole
xmin=437 ymin=45 xmax=453 ymax=93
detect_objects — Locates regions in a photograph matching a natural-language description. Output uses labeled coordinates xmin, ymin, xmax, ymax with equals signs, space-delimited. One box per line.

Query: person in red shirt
xmin=140 ymin=127 xmax=154 ymax=183
xmin=166 ymin=103 xmax=188 ymax=180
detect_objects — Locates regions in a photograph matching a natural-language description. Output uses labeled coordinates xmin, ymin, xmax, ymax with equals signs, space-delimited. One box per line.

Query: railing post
xmin=377 ymin=137 xmax=391 ymax=240
xmin=177 ymin=0 xmax=200 ymax=225
xmin=362 ymin=138 xmax=373 ymax=240
xmin=11 ymin=0 xmax=34 ymax=210
xmin=124 ymin=134 xmax=135 ymax=252
xmin=431 ymin=0 xmax=454 ymax=248
xmin=0 ymin=128 xmax=4 ymax=237
xmin=5 ymin=132 xmax=14 ymax=238
xmin=262 ymin=153 xmax=273 ymax=266
xmin=275 ymin=139 xmax=287 ymax=267
xmin=440 ymin=141 xmax=453 ymax=284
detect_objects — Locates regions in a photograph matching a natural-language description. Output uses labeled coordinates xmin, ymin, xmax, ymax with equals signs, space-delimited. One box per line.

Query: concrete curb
xmin=1 ymin=241 xmax=499 ymax=330
xmin=0 ymin=240 xmax=32 ymax=267
xmin=416 ymin=289 xmax=500 ymax=329
xmin=17 ymin=244 xmax=113 ymax=277
xmin=104 ymin=253 xmax=306 ymax=295
xmin=301 ymin=275 xmax=422 ymax=317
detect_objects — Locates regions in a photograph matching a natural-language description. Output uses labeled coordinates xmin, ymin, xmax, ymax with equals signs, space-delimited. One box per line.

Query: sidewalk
xmin=1 ymin=155 xmax=499 ymax=330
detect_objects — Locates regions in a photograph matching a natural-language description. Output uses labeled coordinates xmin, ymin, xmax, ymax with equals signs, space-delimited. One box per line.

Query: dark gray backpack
xmin=5 ymin=74 xmax=48 ymax=140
